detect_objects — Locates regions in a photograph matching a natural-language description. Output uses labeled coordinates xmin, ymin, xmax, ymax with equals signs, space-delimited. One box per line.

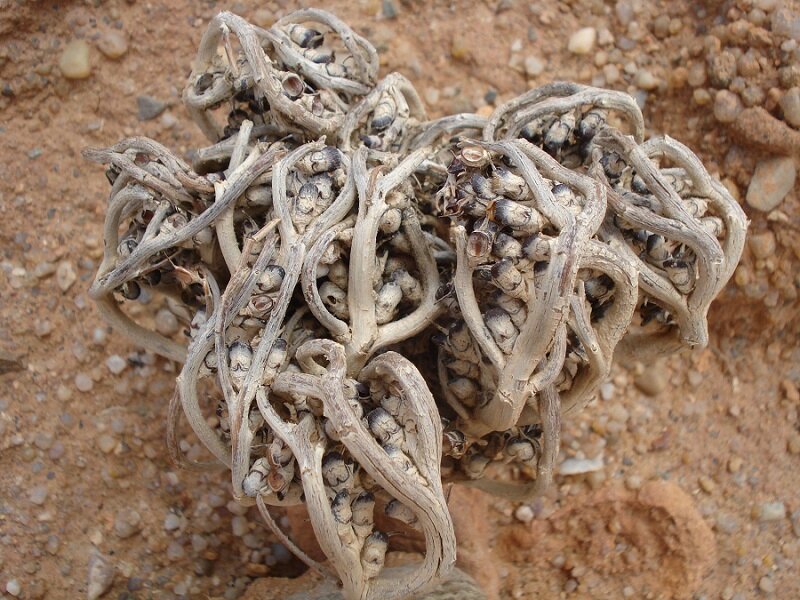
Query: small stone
xmin=6 ymin=580 xmax=21 ymax=597
xmin=167 ymin=540 xmax=185 ymax=561
xmin=155 ymin=308 xmax=179 ymax=336
xmin=96 ymin=30 xmax=128 ymax=59
xmin=707 ymin=51 xmax=737 ymax=88
xmin=559 ymin=455 xmax=603 ymax=475
xmin=137 ymin=95 xmax=168 ymax=121
xmin=381 ymin=0 xmax=398 ymax=19
xmin=97 ymin=435 xmax=116 ymax=454
xmin=75 ymin=373 xmax=94 ymax=392
xmin=164 ymin=512 xmax=182 ymax=531
xmin=698 ymin=475 xmax=716 ymax=493
xmin=450 ymin=35 xmax=471 ymax=61
xmin=758 ymin=576 xmax=775 ymax=594
xmin=713 ymin=90 xmax=743 ymax=123
xmin=87 ymin=552 xmax=114 ymax=600
xmin=105 ymin=355 xmax=127 ymax=375
xmin=728 ymin=456 xmax=743 ymax=473
xmin=59 ymin=40 xmax=91 ymax=79
xmin=514 ymin=505 xmax=534 ymax=523
xmin=788 ymin=433 xmax=800 ymax=455
xmin=56 ymin=261 xmax=77 ymax=292
xmin=599 ymin=382 xmax=615 ymax=401
xmin=114 ymin=510 xmax=141 ymax=539
xmin=524 ymin=55 xmax=545 ymax=77
xmin=782 ymin=379 xmax=800 ymax=402
xmin=716 ymin=513 xmax=739 ymax=534
xmin=746 ymin=157 xmax=796 ymax=212
xmin=635 ymin=69 xmax=659 ymax=91
xmin=757 ymin=502 xmax=786 ymax=522
xmin=625 ymin=475 xmax=643 ymax=490
xmin=634 ymin=363 xmax=668 ymax=396
xmin=232 ymin=515 xmax=249 ymax=536
xmin=568 ymin=27 xmax=596 ymax=55
xmin=780 ymin=87 xmax=800 ymax=127
xmin=749 ymin=231 xmax=776 ymax=260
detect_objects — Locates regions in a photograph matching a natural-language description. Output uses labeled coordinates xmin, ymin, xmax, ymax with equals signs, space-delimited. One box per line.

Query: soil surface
xmin=1 ymin=1 xmax=799 ymax=599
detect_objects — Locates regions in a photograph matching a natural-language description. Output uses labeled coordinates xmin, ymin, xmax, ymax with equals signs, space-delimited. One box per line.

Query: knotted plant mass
xmin=84 ymin=9 xmax=747 ymax=600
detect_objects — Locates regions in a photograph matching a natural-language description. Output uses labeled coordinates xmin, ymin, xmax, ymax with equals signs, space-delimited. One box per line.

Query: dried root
xmin=85 ymin=8 xmax=747 ymax=600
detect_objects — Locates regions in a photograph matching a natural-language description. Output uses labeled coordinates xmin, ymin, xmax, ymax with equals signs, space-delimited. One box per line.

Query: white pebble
xmin=164 ymin=513 xmax=182 ymax=531
xmin=568 ymin=27 xmax=596 ymax=55
xmin=155 ymin=308 xmax=179 ymax=336
xmin=96 ymin=30 xmax=128 ymax=60
xmin=29 ymin=485 xmax=48 ymax=505
xmin=524 ymin=55 xmax=545 ymax=77
xmin=514 ymin=504 xmax=534 ymax=523
xmin=87 ymin=552 xmax=114 ymax=600
xmin=5 ymin=579 xmax=21 ymax=597
xmin=599 ymin=382 xmax=615 ymax=401
xmin=75 ymin=373 xmax=94 ymax=392
xmin=746 ymin=157 xmax=796 ymax=212
xmin=559 ymin=455 xmax=604 ymax=475
xmin=106 ymin=355 xmax=127 ymax=375
xmin=758 ymin=502 xmax=786 ymax=522
xmin=232 ymin=515 xmax=249 ymax=537
xmin=56 ymin=260 xmax=77 ymax=292
xmin=59 ymin=40 xmax=92 ymax=79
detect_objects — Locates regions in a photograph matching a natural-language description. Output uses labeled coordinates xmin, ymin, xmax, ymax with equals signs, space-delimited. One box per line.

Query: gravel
xmin=568 ymin=27 xmax=596 ymax=55
xmin=713 ymin=90 xmax=743 ymax=123
xmin=87 ymin=552 xmax=115 ymax=600
xmin=559 ymin=455 xmax=604 ymax=475
xmin=5 ymin=579 xmax=21 ymax=597
xmin=56 ymin=261 xmax=77 ymax=292
xmin=137 ymin=95 xmax=168 ymax=121
xmin=746 ymin=157 xmax=797 ymax=212
xmin=75 ymin=373 xmax=94 ymax=392
xmin=780 ymin=87 xmax=800 ymax=127
xmin=114 ymin=509 xmax=142 ymax=539
xmin=514 ymin=504 xmax=534 ymax=523
xmin=154 ymin=308 xmax=179 ymax=336
xmin=59 ymin=40 xmax=92 ymax=79
xmin=105 ymin=355 xmax=127 ymax=375
xmin=96 ymin=30 xmax=129 ymax=59
xmin=757 ymin=501 xmax=786 ymax=522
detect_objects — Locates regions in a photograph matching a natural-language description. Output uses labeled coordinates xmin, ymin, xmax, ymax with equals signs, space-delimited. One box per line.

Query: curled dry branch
xmin=84 ymin=8 xmax=747 ymax=599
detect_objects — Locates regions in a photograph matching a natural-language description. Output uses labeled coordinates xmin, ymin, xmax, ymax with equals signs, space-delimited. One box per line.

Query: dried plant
xmin=84 ymin=10 xmax=747 ymax=600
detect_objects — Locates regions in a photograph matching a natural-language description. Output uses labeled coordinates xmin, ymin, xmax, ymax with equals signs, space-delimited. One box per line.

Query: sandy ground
xmin=1 ymin=0 xmax=799 ymax=599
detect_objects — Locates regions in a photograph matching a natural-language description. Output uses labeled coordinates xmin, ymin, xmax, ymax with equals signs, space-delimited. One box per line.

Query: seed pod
xmin=159 ymin=211 xmax=189 ymax=237
xmin=117 ymin=237 xmax=138 ymax=258
xmin=584 ymin=275 xmax=614 ymax=303
xmin=485 ymin=307 xmax=519 ymax=354
xmin=375 ymin=280 xmax=403 ymax=324
xmin=322 ymin=452 xmax=354 ymax=492
xmin=380 ymin=394 xmax=403 ymax=418
xmin=491 ymin=258 xmax=527 ymax=300
xmin=490 ymin=168 xmax=527 ymax=200
xmin=449 ymin=377 xmax=479 ymax=407
xmin=319 ymin=281 xmax=350 ymax=319
xmin=492 ymin=232 xmax=523 ymax=260
xmin=445 ymin=321 xmax=481 ymax=362
xmin=646 ymin=234 xmax=670 ymax=264
xmin=443 ymin=356 xmax=479 ymax=379
xmin=287 ymin=24 xmax=324 ymax=49
xmin=683 ymin=197 xmax=708 ymax=218
xmin=443 ymin=429 xmax=467 ymax=459
xmin=383 ymin=444 xmax=419 ymax=478
xmin=385 ymin=499 xmax=419 ymax=527
xmin=468 ymin=218 xmax=499 ymax=261
xmin=551 ymin=183 xmax=579 ymax=211
xmin=298 ymin=146 xmax=342 ymax=174
xmin=331 ymin=489 xmax=353 ymax=524
xmin=229 ymin=341 xmax=252 ymax=388
xmin=701 ymin=216 xmax=725 ymax=237
xmin=663 ymin=258 xmax=696 ymax=294
xmin=462 ymin=449 xmax=491 ymax=479
xmin=361 ymin=531 xmax=388 ymax=579
xmin=578 ymin=108 xmax=606 ymax=140
xmin=522 ymin=234 xmax=552 ymax=262
xmin=505 ymin=436 xmax=536 ymax=463
xmin=326 ymin=260 xmax=349 ymax=290
xmin=471 ymin=172 xmax=494 ymax=200
xmin=371 ymin=96 xmax=396 ymax=131
xmin=257 ymin=265 xmax=286 ymax=293
xmin=460 ymin=144 xmax=491 ymax=168
xmin=367 ymin=407 xmax=403 ymax=446
xmin=352 ymin=490 xmax=375 ymax=540
xmin=243 ymin=457 xmax=269 ymax=497
xmin=544 ymin=111 xmax=577 ymax=154
xmin=379 ymin=207 xmax=403 ymax=235
xmin=494 ymin=293 xmax=527 ymax=328
xmin=303 ymin=45 xmax=334 ymax=64
xmin=246 ymin=294 xmax=274 ymax=318
xmin=490 ymin=198 xmax=542 ymax=234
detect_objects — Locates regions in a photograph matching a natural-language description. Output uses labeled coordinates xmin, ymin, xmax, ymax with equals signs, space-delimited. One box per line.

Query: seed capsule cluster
xmin=85 ymin=11 xmax=747 ymax=600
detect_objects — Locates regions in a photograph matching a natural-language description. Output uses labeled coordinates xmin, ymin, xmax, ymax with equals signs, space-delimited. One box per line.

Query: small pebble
xmin=164 ymin=513 xmax=182 ymax=531
xmin=514 ymin=505 xmax=534 ymax=523
xmin=232 ymin=515 xmax=249 ymax=537
xmin=56 ymin=261 xmax=77 ymax=292
xmin=780 ymin=87 xmax=800 ymax=127
xmin=524 ymin=55 xmax=545 ymax=77
xmin=635 ymin=69 xmax=659 ymax=91
xmin=713 ymin=90 xmax=743 ymax=123
xmin=757 ymin=502 xmax=786 ymax=522
xmin=96 ymin=30 xmax=128 ymax=59
xmin=137 ymin=95 xmax=168 ymax=121
xmin=29 ymin=485 xmax=48 ymax=505
xmin=106 ymin=355 xmax=127 ymax=375
xmin=758 ymin=576 xmax=775 ymax=594
xmin=599 ymin=382 xmax=615 ymax=401
xmin=746 ymin=157 xmax=796 ymax=212
xmin=568 ymin=27 xmax=596 ymax=55
xmin=114 ymin=510 xmax=141 ymax=539
xmin=634 ymin=364 xmax=668 ymax=396
xmin=6 ymin=580 xmax=21 ymax=597
xmin=749 ymin=231 xmax=776 ymax=260
xmin=97 ymin=435 xmax=116 ymax=454
xmin=75 ymin=373 xmax=94 ymax=392
xmin=155 ymin=308 xmax=179 ymax=336
xmin=87 ymin=552 xmax=115 ymax=600
xmin=560 ymin=455 xmax=603 ymax=475
xmin=59 ymin=40 xmax=92 ymax=79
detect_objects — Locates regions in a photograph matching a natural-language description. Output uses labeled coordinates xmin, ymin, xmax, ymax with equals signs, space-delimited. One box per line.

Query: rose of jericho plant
xmin=84 ymin=10 xmax=747 ymax=600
